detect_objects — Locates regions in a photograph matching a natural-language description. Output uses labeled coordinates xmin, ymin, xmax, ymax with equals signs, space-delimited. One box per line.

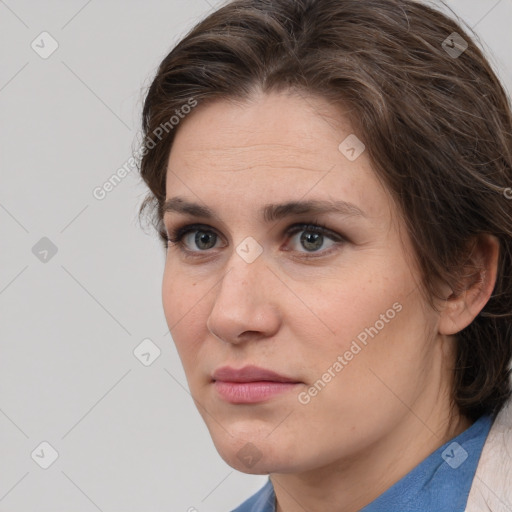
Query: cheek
xmin=162 ymin=265 xmax=181 ymax=323
xmin=162 ymin=259 xmax=204 ymax=318
xmin=289 ymin=267 xmax=404 ymax=350
xmin=296 ymin=294 xmax=432 ymax=434
xmin=162 ymin=267 xmax=204 ymax=357
xmin=290 ymin=260 xmax=430 ymax=394
xmin=327 ymin=293 xmax=432 ymax=401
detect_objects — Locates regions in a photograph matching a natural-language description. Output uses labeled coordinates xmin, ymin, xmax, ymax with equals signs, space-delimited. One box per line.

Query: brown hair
xmin=137 ymin=0 xmax=512 ymax=422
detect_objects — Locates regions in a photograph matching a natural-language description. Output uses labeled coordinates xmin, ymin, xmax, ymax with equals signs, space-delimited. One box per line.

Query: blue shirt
xmin=231 ymin=414 xmax=494 ymax=512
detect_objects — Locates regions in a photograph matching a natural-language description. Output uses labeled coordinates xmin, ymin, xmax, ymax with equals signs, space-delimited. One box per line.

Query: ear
xmin=438 ymin=234 xmax=500 ymax=336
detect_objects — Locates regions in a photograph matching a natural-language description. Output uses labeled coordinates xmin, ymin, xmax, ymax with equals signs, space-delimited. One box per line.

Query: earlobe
xmin=438 ymin=234 xmax=500 ymax=336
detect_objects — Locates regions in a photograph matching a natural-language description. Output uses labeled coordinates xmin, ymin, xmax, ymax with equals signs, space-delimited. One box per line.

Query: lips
xmin=212 ymin=365 xmax=299 ymax=383
xmin=211 ymin=365 xmax=302 ymax=404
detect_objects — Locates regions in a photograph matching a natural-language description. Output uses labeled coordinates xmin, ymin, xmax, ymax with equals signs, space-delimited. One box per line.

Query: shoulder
xmin=465 ymin=396 xmax=512 ymax=512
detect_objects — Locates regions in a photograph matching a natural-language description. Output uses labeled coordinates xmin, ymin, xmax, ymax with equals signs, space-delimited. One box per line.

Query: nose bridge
xmin=214 ymin=245 xmax=266 ymax=312
xmin=218 ymin=234 xmax=267 ymax=299
xmin=207 ymin=243 xmax=278 ymax=342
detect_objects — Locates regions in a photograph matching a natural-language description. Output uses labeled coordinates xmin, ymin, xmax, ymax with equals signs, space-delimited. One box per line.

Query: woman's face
xmin=162 ymin=90 xmax=453 ymax=474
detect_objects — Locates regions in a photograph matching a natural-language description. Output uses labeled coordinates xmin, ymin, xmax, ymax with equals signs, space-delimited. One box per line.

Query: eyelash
xmin=164 ymin=220 xmax=346 ymax=260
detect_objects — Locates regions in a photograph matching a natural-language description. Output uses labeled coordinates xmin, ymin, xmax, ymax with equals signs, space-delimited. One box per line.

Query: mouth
xmin=211 ymin=365 xmax=302 ymax=404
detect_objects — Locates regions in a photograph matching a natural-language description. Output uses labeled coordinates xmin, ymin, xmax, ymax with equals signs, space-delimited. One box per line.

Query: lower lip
xmin=213 ymin=380 xmax=300 ymax=403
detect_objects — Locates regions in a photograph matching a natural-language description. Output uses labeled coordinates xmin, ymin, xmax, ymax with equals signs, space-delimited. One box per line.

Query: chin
xmin=219 ymin=448 xmax=292 ymax=475
xmin=209 ymin=429 xmax=300 ymax=475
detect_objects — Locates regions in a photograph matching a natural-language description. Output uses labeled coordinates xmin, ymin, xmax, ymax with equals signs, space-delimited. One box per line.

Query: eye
xmin=166 ymin=223 xmax=224 ymax=253
xmin=165 ymin=221 xmax=346 ymax=259
xmin=285 ymin=223 xmax=343 ymax=256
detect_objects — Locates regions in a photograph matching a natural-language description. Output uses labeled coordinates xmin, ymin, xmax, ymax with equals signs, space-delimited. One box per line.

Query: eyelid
xmin=166 ymin=223 xmax=226 ymax=246
xmin=165 ymin=220 xmax=346 ymax=258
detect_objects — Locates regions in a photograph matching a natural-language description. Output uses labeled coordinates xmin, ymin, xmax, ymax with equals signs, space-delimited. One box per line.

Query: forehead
xmin=169 ymin=91 xmax=351 ymax=167
xmin=165 ymin=91 xmax=391 ymax=221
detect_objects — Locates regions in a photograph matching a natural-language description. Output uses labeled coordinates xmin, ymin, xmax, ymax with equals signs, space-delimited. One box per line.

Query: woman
xmin=137 ymin=0 xmax=512 ymax=510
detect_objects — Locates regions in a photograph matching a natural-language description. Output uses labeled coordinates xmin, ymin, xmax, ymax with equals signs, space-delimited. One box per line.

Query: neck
xmin=272 ymin=397 xmax=471 ymax=512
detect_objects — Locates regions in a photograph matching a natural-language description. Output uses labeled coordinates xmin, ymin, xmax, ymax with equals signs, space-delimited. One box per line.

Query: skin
xmin=161 ymin=90 xmax=499 ymax=512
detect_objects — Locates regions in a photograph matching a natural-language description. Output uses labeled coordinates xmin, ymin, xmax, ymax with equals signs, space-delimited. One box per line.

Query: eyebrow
xmin=162 ymin=196 xmax=367 ymax=223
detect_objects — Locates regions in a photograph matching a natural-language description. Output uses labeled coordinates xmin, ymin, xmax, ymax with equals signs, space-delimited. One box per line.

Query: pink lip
xmin=212 ymin=365 xmax=302 ymax=404
xmin=212 ymin=365 xmax=297 ymax=383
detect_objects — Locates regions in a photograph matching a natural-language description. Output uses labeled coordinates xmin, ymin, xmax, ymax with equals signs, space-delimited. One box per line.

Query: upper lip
xmin=212 ymin=365 xmax=300 ymax=383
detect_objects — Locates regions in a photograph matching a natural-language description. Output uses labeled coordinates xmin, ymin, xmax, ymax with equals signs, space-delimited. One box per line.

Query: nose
xmin=206 ymin=251 xmax=281 ymax=345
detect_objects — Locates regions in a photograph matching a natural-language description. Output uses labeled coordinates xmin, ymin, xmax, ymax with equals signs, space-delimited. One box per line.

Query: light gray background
xmin=1 ymin=1 xmax=511 ymax=511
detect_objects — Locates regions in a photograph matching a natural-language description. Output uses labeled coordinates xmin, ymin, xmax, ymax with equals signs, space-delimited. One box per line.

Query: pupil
xmin=196 ymin=232 xmax=215 ymax=249
xmin=302 ymin=232 xmax=322 ymax=251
